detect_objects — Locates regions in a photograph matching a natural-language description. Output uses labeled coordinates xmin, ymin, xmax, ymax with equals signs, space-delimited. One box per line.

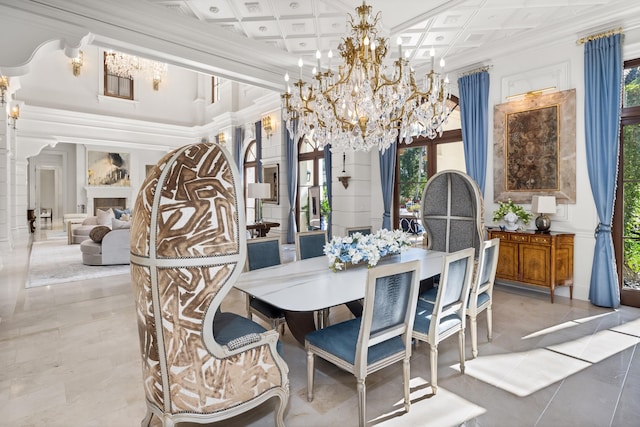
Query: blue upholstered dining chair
xmin=295 ymin=230 xmax=328 ymax=260
xmin=305 ymin=260 xmax=421 ymax=427
xmin=246 ymin=237 xmax=287 ymax=334
xmin=295 ymin=230 xmax=329 ymax=327
xmin=345 ymin=225 xmax=372 ymax=236
xmin=467 ymin=238 xmax=500 ymax=358
xmin=413 ymin=247 xmax=475 ymax=394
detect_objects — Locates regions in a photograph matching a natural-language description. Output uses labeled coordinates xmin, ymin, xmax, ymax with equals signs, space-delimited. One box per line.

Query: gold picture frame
xmin=493 ymin=89 xmax=576 ymax=203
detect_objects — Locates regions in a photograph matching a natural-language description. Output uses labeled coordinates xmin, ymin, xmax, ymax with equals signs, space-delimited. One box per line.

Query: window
xmin=394 ymin=97 xmax=465 ymax=231
xmin=244 ymin=141 xmax=257 ymax=222
xmin=615 ymin=58 xmax=640 ymax=307
xmin=103 ymin=53 xmax=134 ymax=100
xmin=298 ymin=137 xmax=328 ymax=231
xmin=212 ymin=76 xmax=221 ymax=104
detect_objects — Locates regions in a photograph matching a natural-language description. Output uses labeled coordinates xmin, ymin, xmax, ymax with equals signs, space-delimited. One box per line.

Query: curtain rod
xmin=460 ymin=65 xmax=493 ymax=77
xmin=576 ymin=27 xmax=623 ymax=45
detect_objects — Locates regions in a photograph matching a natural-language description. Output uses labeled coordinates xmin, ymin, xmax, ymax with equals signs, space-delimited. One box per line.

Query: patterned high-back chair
xmin=130 ymin=143 xmax=289 ymax=427
xmin=420 ymin=170 xmax=484 ymax=258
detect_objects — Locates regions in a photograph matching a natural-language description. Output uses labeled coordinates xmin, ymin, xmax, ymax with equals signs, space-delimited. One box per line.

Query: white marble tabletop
xmin=234 ymin=247 xmax=445 ymax=312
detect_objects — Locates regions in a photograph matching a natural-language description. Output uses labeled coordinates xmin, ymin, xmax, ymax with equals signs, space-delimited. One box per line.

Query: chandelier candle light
xmin=282 ymin=1 xmax=451 ymax=152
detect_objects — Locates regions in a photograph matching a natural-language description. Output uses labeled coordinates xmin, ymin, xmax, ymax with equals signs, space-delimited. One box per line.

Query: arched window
xmin=394 ymin=97 xmax=465 ymax=231
xmin=244 ymin=140 xmax=257 ymax=222
xmin=298 ymin=137 xmax=327 ymax=231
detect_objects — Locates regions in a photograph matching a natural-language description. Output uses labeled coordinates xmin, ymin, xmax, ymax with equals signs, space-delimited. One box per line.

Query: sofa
xmin=69 ymin=208 xmax=130 ymax=244
xmin=80 ymin=228 xmax=131 ymax=265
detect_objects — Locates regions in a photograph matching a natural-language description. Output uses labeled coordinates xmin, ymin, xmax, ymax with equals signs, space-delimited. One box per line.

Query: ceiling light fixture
xmin=105 ymin=50 xmax=168 ymax=90
xmin=281 ymin=1 xmax=451 ymax=152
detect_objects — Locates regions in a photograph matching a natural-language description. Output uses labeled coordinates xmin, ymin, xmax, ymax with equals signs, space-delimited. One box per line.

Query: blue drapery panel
xmin=379 ymin=144 xmax=397 ymax=230
xmin=323 ymin=144 xmax=332 ymax=237
xmin=285 ymin=120 xmax=298 ymax=243
xmin=458 ymin=71 xmax=490 ymax=195
xmin=584 ymin=34 xmax=622 ymax=308
xmin=233 ymin=126 xmax=243 ymax=181
xmin=255 ymin=121 xmax=262 ymax=182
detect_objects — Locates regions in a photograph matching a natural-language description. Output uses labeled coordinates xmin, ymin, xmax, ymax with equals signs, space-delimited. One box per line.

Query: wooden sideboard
xmin=487 ymin=229 xmax=574 ymax=303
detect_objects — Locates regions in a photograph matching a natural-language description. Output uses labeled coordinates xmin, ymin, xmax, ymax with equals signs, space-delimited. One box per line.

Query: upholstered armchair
xmin=420 ymin=170 xmax=484 ymax=257
xmin=130 ymin=143 xmax=289 ymax=427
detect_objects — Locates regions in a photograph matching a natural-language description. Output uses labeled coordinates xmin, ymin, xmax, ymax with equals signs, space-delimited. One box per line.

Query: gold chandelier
xmin=105 ymin=51 xmax=168 ymax=90
xmin=282 ymin=2 xmax=451 ymax=152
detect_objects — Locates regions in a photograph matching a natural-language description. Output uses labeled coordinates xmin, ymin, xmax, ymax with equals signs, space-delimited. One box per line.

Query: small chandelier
xmin=281 ymin=1 xmax=451 ymax=152
xmin=105 ymin=51 xmax=168 ymax=90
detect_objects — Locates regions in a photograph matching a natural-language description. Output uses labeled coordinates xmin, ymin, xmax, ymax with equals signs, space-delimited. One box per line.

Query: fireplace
xmin=93 ymin=198 xmax=126 ymax=215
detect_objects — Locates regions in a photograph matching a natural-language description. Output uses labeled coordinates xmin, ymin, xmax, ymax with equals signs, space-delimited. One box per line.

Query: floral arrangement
xmin=492 ymin=199 xmax=532 ymax=224
xmin=324 ymin=229 xmax=412 ymax=271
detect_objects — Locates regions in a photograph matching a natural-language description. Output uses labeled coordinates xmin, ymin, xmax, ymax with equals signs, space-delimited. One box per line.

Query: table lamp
xmin=531 ymin=195 xmax=556 ymax=233
xmin=248 ymin=182 xmax=271 ymax=223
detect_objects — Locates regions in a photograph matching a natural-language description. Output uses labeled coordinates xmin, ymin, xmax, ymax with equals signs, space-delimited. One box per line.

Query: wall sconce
xmin=152 ymin=77 xmax=161 ymax=91
xmin=262 ymin=116 xmax=273 ymax=138
xmin=8 ymin=105 xmax=19 ymax=129
xmin=71 ymin=51 xmax=83 ymax=76
xmin=0 ymin=76 xmax=9 ymax=105
xmin=218 ymin=132 xmax=226 ymax=145
xmin=337 ymin=152 xmax=351 ymax=189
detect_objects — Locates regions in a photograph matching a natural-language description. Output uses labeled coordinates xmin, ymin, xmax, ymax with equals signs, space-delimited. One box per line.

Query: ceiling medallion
xmin=281 ymin=1 xmax=451 ymax=152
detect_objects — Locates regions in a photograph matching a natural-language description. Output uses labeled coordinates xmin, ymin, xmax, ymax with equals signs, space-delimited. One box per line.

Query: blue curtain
xmin=324 ymin=145 xmax=332 ymax=237
xmin=233 ymin=126 xmax=243 ymax=181
xmin=458 ymin=71 xmax=490 ymax=195
xmin=379 ymin=144 xmax=396 ymax=230
xmin=255 ymin=121 xmax=262 ymax=182
xmin=584 ymin=34 xmax=623 ymax=308
xmin=285 ymin=120 xmax=298 ymax=243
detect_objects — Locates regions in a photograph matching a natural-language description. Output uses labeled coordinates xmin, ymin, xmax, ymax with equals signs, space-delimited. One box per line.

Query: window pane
xmin=398 ymin=146 xmax=428 ymax=215
xmin=624 ymin=66 xmax=640 ymax=108
xmin=622 ymin=123 xmax=640 ymax=290
xmin=623 ymin=124 xmax=640 ymax=178
xmin=119 ymin=78 xmax=131 ymax=97
xmin=436 ymin=140 xmax=466 ymax=172
xmin=106 ymin=75 xmax=119 ymax=95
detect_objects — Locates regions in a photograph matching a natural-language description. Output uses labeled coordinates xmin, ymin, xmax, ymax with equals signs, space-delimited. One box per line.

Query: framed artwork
xmin=87 ymin=151 xmax=131 ymax=186
xmin=262 ymin=164 xmax=279 ymax=204
xmin=493 ymin=89 xmax=576 ymax=203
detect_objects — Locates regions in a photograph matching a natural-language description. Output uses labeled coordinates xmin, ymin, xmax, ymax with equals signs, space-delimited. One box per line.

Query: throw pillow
xmin=89 ymin=226 xmax=111 ymax=243
xmin=112 ymin=218 xmax=131 ymax=230
xmin=120 ymin=213 xmax=130 ymax=221
xmin=96 ymin=208 xmax=115 ymax=226
xmin=113 ymin=208 xmax=131 ymax=219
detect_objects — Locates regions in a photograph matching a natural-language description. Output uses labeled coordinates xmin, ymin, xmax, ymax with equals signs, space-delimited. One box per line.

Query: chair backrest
xmin=355 ymin=260 xmax=421 ymax=375
xmin=246 ymin=237 xmax=281 ymax=271
xmin=295 ymin=230 xmax=328 ymax=260
xmin=345 ymin=226 xmax=373 ymax=237
xmin=469 ymin=238 xmax=500 ymax=306
xmin=429 ymin=247 xmax=475 ymax=337
xmin=420 ymin=170 xmax=484 ymax=258
xmin=130 ymin=142 xmax=287 ymax=422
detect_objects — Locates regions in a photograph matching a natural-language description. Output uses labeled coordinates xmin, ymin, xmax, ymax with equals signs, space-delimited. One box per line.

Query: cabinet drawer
xmin=509 ymin=234 xmax=529 ymax=242
xmin=530 ymin=235 xmax=552 ymax=244
xmin=489 ymin=231 xmax=510 ymax=240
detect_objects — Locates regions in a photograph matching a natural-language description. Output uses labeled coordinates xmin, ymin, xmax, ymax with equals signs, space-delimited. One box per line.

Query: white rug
xmin=27 ymin=240 xmax=130 ymax=288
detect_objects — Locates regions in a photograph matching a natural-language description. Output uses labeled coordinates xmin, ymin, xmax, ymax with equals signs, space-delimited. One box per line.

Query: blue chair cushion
xmin=305 ymin=318 xmax=406 ymax=365
xmin=413 ymin=299 xmax=462 ymax=335
xmin=469 ymin=291 xmax=491 ymax=309
xmin=250 ymin=297 xmax=285 ymax=319
xmin=214 ymin=311 xmax=283 ymax=355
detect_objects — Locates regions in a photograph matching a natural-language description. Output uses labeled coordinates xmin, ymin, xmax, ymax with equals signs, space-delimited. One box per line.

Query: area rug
xmin=26 ymin=240 xmax=130 ymax=288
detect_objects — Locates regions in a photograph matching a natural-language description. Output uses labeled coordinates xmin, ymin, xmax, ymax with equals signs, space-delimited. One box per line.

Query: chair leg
xmin=430 ymin=344 xmax=438 ymax=394
xmin=487 ymin=305 xmax=493 ymax=341
xmin=458 ymin=330 xmax=466 ymax=374
xmin=141 ymin=409 xmax=153 ymax=427
xmin=470 ymin=315 xmax=478 ymax=358
xmin=275 ymin=391 xmax=287 ymax=427
xmin=307 ymin=349 xmax=315 ymax=402
xmin=357 ymin=377 xmax=366 ymax=427
xmin=403 ymin=357 xmax=411 ymax=413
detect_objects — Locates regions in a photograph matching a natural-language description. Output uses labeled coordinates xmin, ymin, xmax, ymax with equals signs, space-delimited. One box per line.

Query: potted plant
xmin=492 ymin=199 xmax=532 ymax=230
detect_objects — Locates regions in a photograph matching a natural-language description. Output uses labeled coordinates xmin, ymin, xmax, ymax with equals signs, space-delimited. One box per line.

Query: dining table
xmin=234 ymin=247 xmax=445 ymax=345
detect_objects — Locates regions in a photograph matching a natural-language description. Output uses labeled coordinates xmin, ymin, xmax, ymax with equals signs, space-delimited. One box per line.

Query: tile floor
xmin=2 ymin=227 xmax=640 ymax=426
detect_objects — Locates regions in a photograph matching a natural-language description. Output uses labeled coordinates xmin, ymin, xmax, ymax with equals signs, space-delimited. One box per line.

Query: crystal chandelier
xmin=105 ymin=51 xmax=168 ymax=90
xmin=281 ymin=2 xmax=451 ymax=152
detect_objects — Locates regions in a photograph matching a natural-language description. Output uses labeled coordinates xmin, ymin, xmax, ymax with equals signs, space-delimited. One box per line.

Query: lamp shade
xmin=531 ymin=196 xmax=556 ymax=214
xmin=248 ymin=182 xmax=271 ymax=199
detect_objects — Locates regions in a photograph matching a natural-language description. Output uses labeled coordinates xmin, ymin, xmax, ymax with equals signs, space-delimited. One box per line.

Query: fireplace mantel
xmin=85 ymin=186 xmax=133 ymax=215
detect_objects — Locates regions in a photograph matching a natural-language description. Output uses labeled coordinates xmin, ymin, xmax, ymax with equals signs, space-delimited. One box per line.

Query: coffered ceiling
xmin=146 ymin=0 xmax=634 ymax=74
